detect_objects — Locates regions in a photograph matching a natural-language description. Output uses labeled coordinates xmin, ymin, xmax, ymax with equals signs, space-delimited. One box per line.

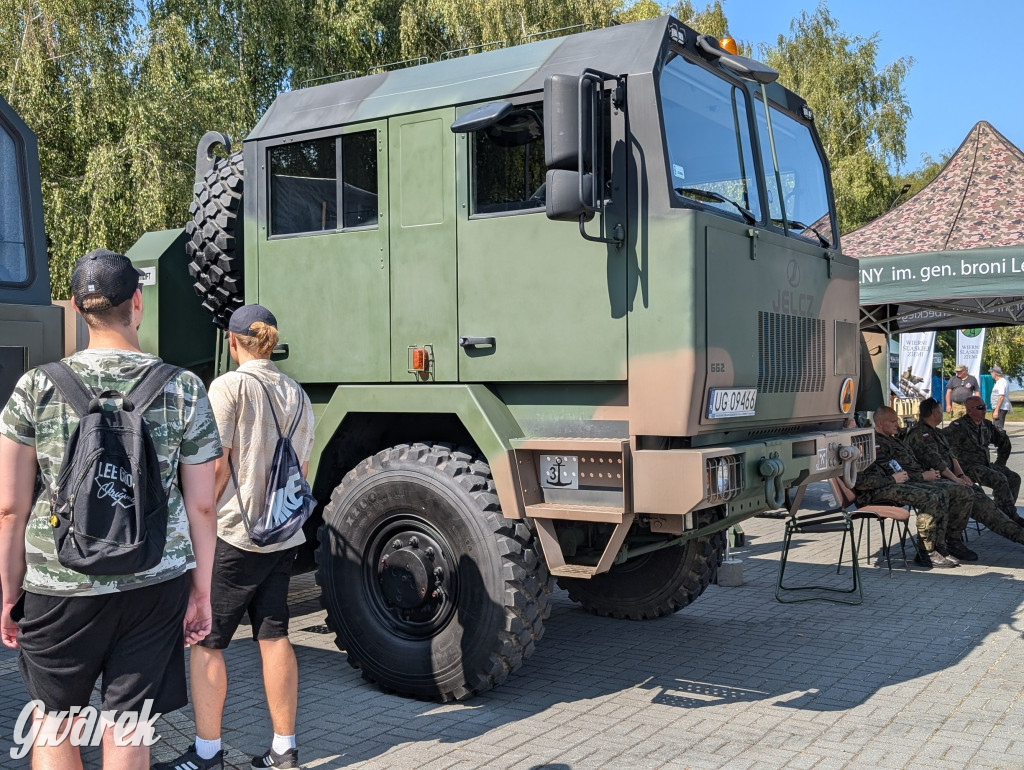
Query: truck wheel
xmin=316 ymin=443 xmax=552 ymax=701
xmin=185 ymin=147 xmax=244 ymax=328
xmin=558 ymin=512 xmax=725 ymax=620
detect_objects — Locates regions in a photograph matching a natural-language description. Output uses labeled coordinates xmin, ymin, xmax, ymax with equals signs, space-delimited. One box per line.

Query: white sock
xmin=272 ymin=733 xmax=296 ymax=754
xmin=195 ymin=736 xmax=221 ymax=760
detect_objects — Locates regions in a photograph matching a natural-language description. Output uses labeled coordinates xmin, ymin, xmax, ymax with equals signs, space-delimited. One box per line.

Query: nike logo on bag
xmin=269 ymin=472 xmax=306 ymax=526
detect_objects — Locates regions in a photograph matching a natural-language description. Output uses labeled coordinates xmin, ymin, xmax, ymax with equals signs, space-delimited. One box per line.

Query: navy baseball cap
xmin=71 ymin=249 xmax=145 ymax=309
xmin=228 ymin=304 xmax=277 ymax=336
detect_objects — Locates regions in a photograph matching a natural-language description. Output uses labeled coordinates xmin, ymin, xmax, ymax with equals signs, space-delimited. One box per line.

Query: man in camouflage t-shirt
xmin=0 ymin=249 xmax=222 ymax=768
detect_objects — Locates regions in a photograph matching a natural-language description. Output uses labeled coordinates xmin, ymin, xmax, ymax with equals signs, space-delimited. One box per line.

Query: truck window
xmin=754 ymin=98 xmax=835 ymax=246
xmin=660 ymin=56 xmax=761 ymax=222
xmin=341 ymin=130 xmax=378 ymax=228
xmin=471 ymin=102 xmax=545 ymax=216
xmin=0 ymin=122 xmax=29 ymax=284
xmin=270 ymin=137 xmax=338 ymax=236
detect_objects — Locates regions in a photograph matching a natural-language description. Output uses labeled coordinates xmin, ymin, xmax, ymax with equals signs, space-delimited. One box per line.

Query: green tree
xmin=984 ymin=328 xmax=1024 ymax=381
xmin=760 ymin=2 xmax=912 ymax=234
xmin=894 ymin=151 xmax=950 ymax=203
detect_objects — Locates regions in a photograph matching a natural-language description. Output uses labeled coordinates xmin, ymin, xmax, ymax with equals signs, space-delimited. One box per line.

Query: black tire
xmin=558 ymin=510 xmax=726 ymax=620
xmin=185 ymin=150 xmax=244 ymax=328
xmin=316 ymin=443 xmax=552 ymax=701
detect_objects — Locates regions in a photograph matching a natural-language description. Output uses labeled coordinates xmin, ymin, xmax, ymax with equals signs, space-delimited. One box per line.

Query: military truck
xmin=0 ymin=95 xmax=63 ymax=406
xmin=165 ymin=15 xmax=874 ymax=701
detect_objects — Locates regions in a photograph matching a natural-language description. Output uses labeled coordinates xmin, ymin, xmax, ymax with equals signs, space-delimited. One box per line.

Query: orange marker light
xmin=720 ymin=37 xmax=739 ymax=56
xmin=411 ymin=347 xmax=429 ymax=373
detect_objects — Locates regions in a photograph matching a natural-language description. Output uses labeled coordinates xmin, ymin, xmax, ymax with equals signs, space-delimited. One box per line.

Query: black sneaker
xmin=152 ymin=744 xmax=224 ymax=770
xmin=251 ymin=747 xmax=300 ymax=769
xmin=945 ymin=539 xmax=979 ymax=561
xmin=913 ymin=551 xmax=933 ymax=570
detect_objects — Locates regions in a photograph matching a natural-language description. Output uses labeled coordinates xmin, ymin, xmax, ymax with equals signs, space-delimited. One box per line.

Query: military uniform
xmin=905 ymin=422 xmax=1024 ymax=545
xmin=943 ymin=415 xmax=1021 ymax=519
xmin=0 ymin=349 xmax=223 ymax=595
xmin=855 ymin=432 xmax=967 ymax=551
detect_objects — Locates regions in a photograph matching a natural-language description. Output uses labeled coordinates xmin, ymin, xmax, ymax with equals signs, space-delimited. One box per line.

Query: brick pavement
xmin=3 ymin=428 xmax=1024 ymax=769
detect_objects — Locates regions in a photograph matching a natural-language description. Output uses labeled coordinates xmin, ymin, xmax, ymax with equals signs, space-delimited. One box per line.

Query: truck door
xmin=388 ymin=108 xmax=459 ymax=381
xmin=454 ymin=96 xmax=628 ymax=382
xmin=256 ymin=121 xmax=390 ymax=383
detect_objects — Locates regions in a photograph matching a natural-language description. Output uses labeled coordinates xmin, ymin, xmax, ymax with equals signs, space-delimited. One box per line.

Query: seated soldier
xmin=855 ymin=406 xmax=970 ymax=568
xmin=943 ymin=395 xmax=1022 ymax=523
xmin=906 ymin=398 xmax=1024 ymax=548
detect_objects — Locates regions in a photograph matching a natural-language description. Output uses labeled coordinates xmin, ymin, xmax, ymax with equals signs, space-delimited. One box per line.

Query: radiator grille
xmin=757 ymin=312 xmax=826 ymax=394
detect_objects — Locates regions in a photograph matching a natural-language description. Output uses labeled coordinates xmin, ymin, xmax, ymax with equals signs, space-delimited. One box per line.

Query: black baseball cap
xmin=71 ymin=249 xmax=145 ymax=309
xmin=228 ymin=304 xmax=277 ymax=336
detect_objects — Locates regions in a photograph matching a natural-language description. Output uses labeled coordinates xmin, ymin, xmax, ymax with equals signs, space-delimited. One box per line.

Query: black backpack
xmin=40 ymin=360 xmax=182 ymax=575
xmin=228 ymin=373 xmax=316 ymax=547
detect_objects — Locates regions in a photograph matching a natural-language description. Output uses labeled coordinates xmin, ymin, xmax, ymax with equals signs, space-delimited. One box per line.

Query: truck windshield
xmin=754 ymin=98 xmax=835 ymax=247
xmin=659 ymin=55 xmax=761 ymax=222
xmin=0 ymin=123 xmax=29 ymax=284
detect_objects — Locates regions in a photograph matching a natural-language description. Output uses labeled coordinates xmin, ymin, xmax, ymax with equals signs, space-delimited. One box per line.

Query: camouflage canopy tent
xmin=849 ymin=121 xmax=1024 ymax=334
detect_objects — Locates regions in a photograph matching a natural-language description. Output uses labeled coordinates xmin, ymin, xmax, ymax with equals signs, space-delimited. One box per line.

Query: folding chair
xmin=775 ymin=487 xmax=862 ymax=605
xmin=830 ymin=477 xmax=915 ymax=575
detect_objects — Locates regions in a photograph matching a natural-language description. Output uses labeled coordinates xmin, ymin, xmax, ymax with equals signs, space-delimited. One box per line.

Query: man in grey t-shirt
xmin=945 ymin=364 xmax=980 ymax=419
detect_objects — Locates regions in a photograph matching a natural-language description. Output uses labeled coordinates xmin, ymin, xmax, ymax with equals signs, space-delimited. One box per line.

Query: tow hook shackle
xmin=838 ymin=444 xmax=862 ymax=489
xmin=759 ymin=452 xmax=786 ymax=509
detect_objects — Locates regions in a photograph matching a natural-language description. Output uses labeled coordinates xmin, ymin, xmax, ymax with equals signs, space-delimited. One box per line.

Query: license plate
xmin=707 ymin=388 xmax=757 ymax=419
xmin=540 ymin=455 xmax=579 ymax=489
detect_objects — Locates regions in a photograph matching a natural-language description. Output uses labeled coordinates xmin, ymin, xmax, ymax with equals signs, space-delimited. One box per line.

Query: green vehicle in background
xmin=0 ymin=95 xmax=63 ymax=407
xmin=150 ymin=15 xmax=875 ymax=701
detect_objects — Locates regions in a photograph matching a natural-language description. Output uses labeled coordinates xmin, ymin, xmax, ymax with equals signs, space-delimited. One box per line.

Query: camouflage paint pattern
xmin=0 ymin=350 xmax=222 ymax=595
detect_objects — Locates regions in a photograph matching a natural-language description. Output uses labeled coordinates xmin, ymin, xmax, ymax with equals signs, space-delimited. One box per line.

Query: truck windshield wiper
xmin=771 ymin=217 xmax=831 ymax=248
xmin=674 ymin=187 xmax=756 ymax=225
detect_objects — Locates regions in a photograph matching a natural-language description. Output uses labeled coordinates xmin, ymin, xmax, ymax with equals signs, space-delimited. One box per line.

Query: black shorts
xmin=16 ymin=574 xmax=189 ymax=715
xmin=197 ymin=538 xmax=296 ymax=649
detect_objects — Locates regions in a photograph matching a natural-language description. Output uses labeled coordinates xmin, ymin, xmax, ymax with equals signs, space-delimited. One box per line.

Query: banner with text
xmin=956 ymin=328 xmax=986 ymax=379
xmin=897 ymin=331 xmax=936 ymax=399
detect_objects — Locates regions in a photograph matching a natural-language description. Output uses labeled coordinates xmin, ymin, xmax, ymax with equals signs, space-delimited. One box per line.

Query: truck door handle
xmin=459 ymin=336 xmax=495 ymax=348
xmin=271 ymin=343 xmax=289 ymax=360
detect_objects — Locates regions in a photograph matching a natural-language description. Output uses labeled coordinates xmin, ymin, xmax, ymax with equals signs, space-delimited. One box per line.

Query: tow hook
xmin=838 ymin=444 xmax=862 ymax=488
xmin=759 ymin=452 xmax=786 ymax=509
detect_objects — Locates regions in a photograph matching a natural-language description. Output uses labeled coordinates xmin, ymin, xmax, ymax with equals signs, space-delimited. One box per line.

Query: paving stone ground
xmin=4 ymin=427 xmax=1024 ymax=769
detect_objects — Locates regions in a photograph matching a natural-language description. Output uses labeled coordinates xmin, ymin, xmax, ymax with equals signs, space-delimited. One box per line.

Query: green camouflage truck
xmin=0 ymin=95 xmax=63 ymax=406
xmin=157 ymin=15 xmax=875 ymax=701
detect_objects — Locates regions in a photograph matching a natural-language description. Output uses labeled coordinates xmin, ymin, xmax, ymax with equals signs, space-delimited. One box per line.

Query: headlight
xmin=715 ymin=457 xmax=731 ymax=496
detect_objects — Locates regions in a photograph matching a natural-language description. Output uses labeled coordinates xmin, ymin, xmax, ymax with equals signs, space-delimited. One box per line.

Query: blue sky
xmin=719 ymin=0 xmax=1023 ymax=172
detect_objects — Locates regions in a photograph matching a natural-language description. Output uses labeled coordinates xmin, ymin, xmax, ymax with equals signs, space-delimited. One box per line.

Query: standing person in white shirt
xmin=155 ymin=305 xmax=314 ymax=770
xmin=990 ymin=365 xmax=1012 ymax=431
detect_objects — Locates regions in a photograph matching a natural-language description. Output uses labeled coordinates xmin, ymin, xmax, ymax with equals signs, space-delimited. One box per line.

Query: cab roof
xmin=248 ymin=17 xmax=671 ymax=141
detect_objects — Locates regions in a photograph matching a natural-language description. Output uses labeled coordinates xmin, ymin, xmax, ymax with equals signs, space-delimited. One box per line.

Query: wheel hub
xmin=374 ymin=529 xmax=452 ymax=627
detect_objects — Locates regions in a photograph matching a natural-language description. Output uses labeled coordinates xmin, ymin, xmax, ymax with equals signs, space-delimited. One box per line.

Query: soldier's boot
xmin=934 ymin=545 xmax=960 ymax=566
xmin=945 ymin=538 xmax=979 ymax=562
xmin=920 ymin=537 xmax=959 ymax=567
xmin=928 ymin=550 xmax=959 ymax=568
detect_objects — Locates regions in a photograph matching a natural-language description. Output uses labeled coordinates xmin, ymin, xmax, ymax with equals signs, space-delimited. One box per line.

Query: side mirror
xmin=544 ymin=74 xmax=591 ymax=171
xmin=543 ymin=69 xmax=622 ymax=246
xmin=545 ymin=170 xmax=595 ymax=222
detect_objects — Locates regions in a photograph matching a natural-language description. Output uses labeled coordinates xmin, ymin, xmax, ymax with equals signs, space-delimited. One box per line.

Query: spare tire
xmin=185 ymin=135 xmax=244 ymax=329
